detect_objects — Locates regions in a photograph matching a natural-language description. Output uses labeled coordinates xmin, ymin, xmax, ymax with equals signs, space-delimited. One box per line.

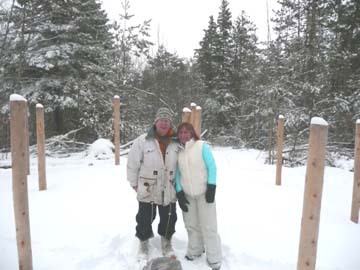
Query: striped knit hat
xmin=154 ymin=107 xmax=173 ymax=123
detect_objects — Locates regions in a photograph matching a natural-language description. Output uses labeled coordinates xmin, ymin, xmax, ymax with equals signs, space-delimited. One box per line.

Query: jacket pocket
xmin=144 ymin=147 xmax=156 ymax=156
xmin=138 ymin=167 xmax=158 ymax=200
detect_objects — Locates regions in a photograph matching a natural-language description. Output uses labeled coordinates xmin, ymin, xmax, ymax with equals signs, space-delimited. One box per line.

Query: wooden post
xmin=36 ymin=104 xmax=47 ymax=191
xmin=268 ymin=115 xmax=274 ymax=164
xmin=193 ymin=106 xmax=202 ymax=138
xmin=10 ymin=94 xmax=33 ymax=270
xmin=351 ymin=119 xmax=360 ymax=223
xmin=182 ymin=107 xmax=191 ymax=123
xmin=25 ymin=105 xmax=30 ymax=175
xmin=113 ymin=95 xmax=120 ymax=165
xmin=189 ymin=102 xmax=197 ymax=126
xmin=297 ymin=117 xmax=328 ymax=270
xmin=275 ymin=115 xmax=285 ymax=185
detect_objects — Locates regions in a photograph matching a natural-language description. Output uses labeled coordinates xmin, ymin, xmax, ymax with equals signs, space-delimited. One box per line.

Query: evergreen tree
xmin=141 ymin=45 xmax=192 ymax=118
xmin=266 ymin=0 xmax=360 ymax=160
xmin=214 ymin=0 xmax=233 ymax=89
xmin=1 ymin=0 xmax=116 ymax=143
xmin=118 ymin=45 xmax=195 ymax=140
xmin=323 ymin=0 xmax=360 ymax=145
xmin=195 ymin=15 xmax=218 ymax=92
xmin=196 ymin=0 xmax=238 ymax=136
xmin=231 ymin=11 xmax=259 ymax=99
xmin=112 ymin=0 xmax=153 ymax=85
xmin=231 ymin=11 xmax=275 ymax=148
xmin=269 ymin=0 xmax=325 ymax=138
xmin=0 ymin=0 xmax=16 ymax=150
xmin=345 ymin=0 xmax=360 ymax=134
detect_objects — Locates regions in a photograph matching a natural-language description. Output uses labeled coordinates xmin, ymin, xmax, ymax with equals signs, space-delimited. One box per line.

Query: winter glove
xmin=176 ymin=191 xmax=189 ymax=212
xmin=205 ymin=184 xmax=216 ymax=203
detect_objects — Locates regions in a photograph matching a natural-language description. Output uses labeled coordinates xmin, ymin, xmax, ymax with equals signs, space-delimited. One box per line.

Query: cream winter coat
xmin=127 ymin=132 xmax=179 ymax=205
xmin=175 ymin=139 xmax=222 ymax=266
xmin=176 ymin=139 xmax=216 ymax=196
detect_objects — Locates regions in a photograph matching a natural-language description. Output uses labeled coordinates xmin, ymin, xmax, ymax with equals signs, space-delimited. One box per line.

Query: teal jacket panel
xmin=175 ymin=142 xmax=217 ymax=192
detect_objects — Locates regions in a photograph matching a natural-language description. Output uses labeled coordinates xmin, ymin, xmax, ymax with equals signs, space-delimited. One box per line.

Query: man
xmin=127 ymin=107 xmax=179 ymax=260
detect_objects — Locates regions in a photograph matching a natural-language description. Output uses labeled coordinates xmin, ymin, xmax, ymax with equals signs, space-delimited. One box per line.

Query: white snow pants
xmin=182 ymin=193 xmax=222 ymax=265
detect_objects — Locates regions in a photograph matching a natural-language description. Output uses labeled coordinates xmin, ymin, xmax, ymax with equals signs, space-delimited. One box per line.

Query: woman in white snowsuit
xmin=127 ymin=108 xmax=179 ymax=259
xmin=175 ymin=122 xmax=222 ymax=270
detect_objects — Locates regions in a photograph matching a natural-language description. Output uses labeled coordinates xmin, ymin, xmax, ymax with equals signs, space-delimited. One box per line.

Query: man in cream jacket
xmin=127 ymin=107 xmax=179 ymax=260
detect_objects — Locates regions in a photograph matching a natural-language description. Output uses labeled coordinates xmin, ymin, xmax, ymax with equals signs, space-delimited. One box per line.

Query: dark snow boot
xmin=138 ymin=239 xmax=149 ymax=260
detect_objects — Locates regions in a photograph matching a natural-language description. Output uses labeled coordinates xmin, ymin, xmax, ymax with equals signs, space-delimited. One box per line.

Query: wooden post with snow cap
xmin=113 ymin=95 xmax=120 ymax=165
xmin=189 ymin=102 xmax=197 ymax=126
xmin=182 ymin=107 xmax=191 ymax=123
xmin=193 ymin=106 xmax=202 ymax=138
xmin=25 ymin=104 xmax=30 ymax=175
xmin=297 ymin=117 xmax=328 ymax=270
xmin=275 ymin=115 xmax=285 ymax=185
xmin=351 ymin=119 xmax=360 ymax=223
xmin=36 ymin=104 xmax=47 ymax=191
xmin=10 ymin=94 xmax=33 ymax=270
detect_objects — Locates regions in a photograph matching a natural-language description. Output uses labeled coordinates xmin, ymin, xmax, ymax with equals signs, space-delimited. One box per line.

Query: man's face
xmin=155 ymin=118 xmax=171 ymax=136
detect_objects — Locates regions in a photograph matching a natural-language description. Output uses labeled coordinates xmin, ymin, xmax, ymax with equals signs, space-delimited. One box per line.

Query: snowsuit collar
xmin=179 ymin=138 xmax=196 ymax=150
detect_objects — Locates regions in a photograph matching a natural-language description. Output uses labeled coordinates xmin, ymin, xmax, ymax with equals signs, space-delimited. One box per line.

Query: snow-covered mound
xmin=87 ymin=138 xmax=114 ymax=160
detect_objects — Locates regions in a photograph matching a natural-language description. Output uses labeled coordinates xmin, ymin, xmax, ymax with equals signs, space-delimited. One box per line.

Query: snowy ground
xmin=1 ymin=142 xmax=360 ymax=270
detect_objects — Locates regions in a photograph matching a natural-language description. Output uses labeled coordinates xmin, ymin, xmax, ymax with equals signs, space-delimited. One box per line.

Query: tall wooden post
xmin=182 ymin=107 xmax=191 ymax=123
xmin=193 ymin=106 xmax=202 ymax=138
xmin=189 ymin=102 xmax=197 ymax=126
xmin=351 ymin=119 xmax=360 ymax=223
xmin=113 ymin=95 xmax=120 ymax=165
xmin=297 ymin=117 xmax=328 ymax=270
xmin=25 ymin=105 xmax=30 ymax=175
xmin=268 ymin=115 xmax=274 ymax=164
xmin=36 ymin=104 xmax=47 ymax=191
xmin=10 ymin=94 xmax=33 ymax=270
xmin=275 ymin=115 xmax=285 ymax=185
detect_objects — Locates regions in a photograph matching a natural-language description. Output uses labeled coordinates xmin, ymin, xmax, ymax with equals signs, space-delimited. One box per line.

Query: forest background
xmin=0 ymin=0 xmax=359 ymax=166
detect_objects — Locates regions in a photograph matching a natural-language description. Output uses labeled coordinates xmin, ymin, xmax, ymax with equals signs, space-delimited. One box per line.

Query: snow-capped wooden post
xmin=25 ymin=105 xmax=30 ymax=175
xmin=10 ymin=94 xmax=33 ymax=270
xmin=297 ymin=117 xmax=328 ymax=270
xmin=113 ymin=95 xmax=120 ymax=165
xmin=351 ymin=119 xmax=360 ymax=223
xmin=189 ymin=102 xmax=197 ymax=126
xmin=275 ymin=115 xmax=285 ymax=185
xmin=193 ymin=106 xmax=202 ymax=138
xmin=36 ymin=104 xmax=47 ymax=191
xmin=182 ymin=107 xmax=191 ymax=123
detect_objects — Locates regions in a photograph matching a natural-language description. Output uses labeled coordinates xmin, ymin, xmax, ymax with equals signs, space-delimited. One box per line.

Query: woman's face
xmin=178 ymin=127 xmax=192 ymax=144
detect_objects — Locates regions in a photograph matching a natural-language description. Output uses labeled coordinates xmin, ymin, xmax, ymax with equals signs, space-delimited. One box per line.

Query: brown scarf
xmin=155 ymin=129 xmax=174 ymax=161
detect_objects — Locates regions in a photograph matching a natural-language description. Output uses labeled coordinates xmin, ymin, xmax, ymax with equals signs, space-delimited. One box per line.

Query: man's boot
xmin=161 ymin=236 xmax=176 ymax=259
xmin=138 ymin=239 xmax=149 ymax=260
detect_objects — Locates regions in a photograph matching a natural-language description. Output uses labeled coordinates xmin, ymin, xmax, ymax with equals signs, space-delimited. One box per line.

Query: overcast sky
xmin=101 ymin=0 xmax=279 ymax=58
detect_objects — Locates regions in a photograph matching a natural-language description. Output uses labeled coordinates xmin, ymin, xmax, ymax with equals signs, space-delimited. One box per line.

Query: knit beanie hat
xmin=154 ymin=107 xmax=173 ymax=123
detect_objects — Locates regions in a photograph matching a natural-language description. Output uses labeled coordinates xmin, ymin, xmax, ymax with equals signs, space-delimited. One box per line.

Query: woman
xmin=175 ymin=122 xmax=222 ymax=270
